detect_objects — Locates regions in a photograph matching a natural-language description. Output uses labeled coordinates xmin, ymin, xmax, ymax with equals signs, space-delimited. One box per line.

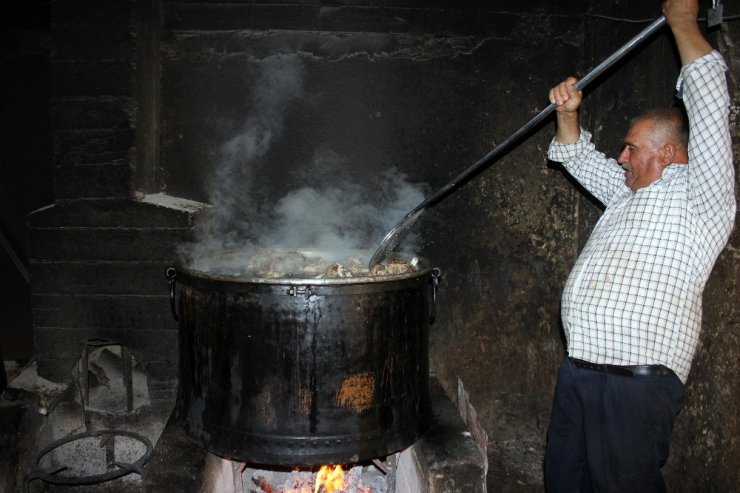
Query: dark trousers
xmin=545 ymin=357 xmax=685 ymax=493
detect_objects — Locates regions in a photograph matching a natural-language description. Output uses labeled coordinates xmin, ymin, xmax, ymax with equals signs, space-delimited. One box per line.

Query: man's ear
xmin=660 ymin=144 xmax=677 ymax=167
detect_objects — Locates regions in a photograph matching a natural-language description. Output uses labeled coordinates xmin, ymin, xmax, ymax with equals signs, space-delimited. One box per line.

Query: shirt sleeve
xmin=548 ymin=129 xmax=627 ymax=206
xmin=677 ymin=50 xmax=736 ymax=221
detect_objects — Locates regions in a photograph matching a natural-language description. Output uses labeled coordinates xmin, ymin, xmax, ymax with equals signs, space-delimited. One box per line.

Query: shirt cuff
xmin=675 ymin=50 xmax=727 ymax=98
xmin=548 ymin=128 xmax=592 ymax=163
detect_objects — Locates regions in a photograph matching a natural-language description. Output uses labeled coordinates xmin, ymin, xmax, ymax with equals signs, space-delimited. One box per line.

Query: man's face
xmin=617 ymin=118 xmax=667 ymax=191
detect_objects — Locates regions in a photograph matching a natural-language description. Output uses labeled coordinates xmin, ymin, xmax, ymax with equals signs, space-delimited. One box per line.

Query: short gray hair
xmin=631 ymin=107 xmax=689 ymax=150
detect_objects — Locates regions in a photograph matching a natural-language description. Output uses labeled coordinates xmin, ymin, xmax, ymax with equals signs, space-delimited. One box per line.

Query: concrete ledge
xmin=143 ymin=411 xmax=209 ymax=493
xmin=410 ymin=376 xmax=487 ymax=493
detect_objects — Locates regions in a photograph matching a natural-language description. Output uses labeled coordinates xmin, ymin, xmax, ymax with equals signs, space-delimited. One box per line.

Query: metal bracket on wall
xmin=708 ymin=0 xmax=724 ymax=27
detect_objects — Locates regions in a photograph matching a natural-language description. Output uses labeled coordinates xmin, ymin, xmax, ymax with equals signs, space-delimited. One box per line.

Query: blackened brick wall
xmin=29 ymin=0 xmax=192 ymax=382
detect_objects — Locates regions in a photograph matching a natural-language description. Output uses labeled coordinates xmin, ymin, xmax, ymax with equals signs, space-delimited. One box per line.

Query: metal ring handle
xmin=166 ymin=267 xmax=179 ymax=322
xmin=430 ymin=268 xmax=441 ymax=324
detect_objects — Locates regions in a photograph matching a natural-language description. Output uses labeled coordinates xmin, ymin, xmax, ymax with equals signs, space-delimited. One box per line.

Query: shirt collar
xmin=630 ymin=164 xmax=686 ymax=195
xmin=655 ymin=163 xmax=686 ymax=185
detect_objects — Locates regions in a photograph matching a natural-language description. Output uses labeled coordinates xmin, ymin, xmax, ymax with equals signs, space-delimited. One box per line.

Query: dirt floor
xmin=487 ymin=435 xmax=545 ymax=492
xmin=483 ymin=392 xmax=547 ymax=492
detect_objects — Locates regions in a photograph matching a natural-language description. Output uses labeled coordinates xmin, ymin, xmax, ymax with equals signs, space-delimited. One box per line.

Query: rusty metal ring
xmin=24 ymin=429 xmax=153 ymax=489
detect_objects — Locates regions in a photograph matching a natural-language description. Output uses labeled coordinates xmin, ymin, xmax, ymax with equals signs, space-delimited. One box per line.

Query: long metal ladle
xmin=369 ymin=15 xmax=667 ymax=267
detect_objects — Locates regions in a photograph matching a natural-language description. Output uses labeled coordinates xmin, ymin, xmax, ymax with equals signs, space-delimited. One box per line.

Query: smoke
xmin=179 ymin=54 xmax=428 ymax=270
xmin=191 ymin=55 xmax=306 ymax=251
xmin=260 ymin=150 xmax=427 ymax=261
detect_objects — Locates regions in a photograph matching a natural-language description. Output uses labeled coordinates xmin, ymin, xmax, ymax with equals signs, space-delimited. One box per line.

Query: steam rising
xmin=179 ymin=54 xmax=428 ymax=273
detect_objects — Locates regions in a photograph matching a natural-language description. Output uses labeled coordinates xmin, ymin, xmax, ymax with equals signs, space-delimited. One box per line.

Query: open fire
xmin=314 ymin=465 xmax=345 ymax=493
xmin=242 ymin=461 xmax=391 ymax=493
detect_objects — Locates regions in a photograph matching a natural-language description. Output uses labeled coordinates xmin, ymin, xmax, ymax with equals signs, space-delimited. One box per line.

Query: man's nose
xmin=618 ymin=147 xmax=629 ymax=164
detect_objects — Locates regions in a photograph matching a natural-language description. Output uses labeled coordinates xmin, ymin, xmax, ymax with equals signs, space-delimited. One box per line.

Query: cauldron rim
xmin=175 ymin=248 xmax=432 ymax=285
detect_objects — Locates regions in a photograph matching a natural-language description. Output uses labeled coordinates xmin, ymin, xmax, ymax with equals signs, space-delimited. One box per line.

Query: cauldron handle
xmin=429 ymin=268 xmax=442 ymax=324
xmin=166 ymin=267 xmax=179 ymax=322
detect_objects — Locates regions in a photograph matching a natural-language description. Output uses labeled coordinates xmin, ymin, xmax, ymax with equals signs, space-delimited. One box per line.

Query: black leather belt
xmin=570 ymin=358 xmax=675 ymax=377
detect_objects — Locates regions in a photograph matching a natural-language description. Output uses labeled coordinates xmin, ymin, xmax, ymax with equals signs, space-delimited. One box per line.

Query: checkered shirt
xmin=548 ymin=51 xmax=736 ymax=383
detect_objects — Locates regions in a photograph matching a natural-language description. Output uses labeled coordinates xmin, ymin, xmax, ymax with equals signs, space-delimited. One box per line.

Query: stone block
xmin=251 ymin=4 xmax=319 ymax=30
xmin=50 ymin=61 xmax=134 ymax=97
xmin=0 ymin=386 xmax=47 ymax=492
xmin=33 ymin=327 xmax=178 ymax=383
xmin=53 ymin=25 xmax=135 ymax=61
xmin=53 ymin=162 xmax=132 ymax=199
xmin=34 ymin=327 xmax=119 ymax=362
xmin=124 ymin=329 xmax=179 ymax=366
xmin=143 ymin=411 xmax=208 ymax=493
xmin=414 ymin=377 xmax=487 ymax=493
xmin=51 ymin=98 xmax=134 ymax=131
xmin=166 ymin=2 xmax=322 ymax=31
xmin=28 ymin=199 xmax=195 ymax=228
xmin=31 ymin=293 xmax=171 ymax=331
xmin=318 ymin=5 xmax=388 ymax=33
xmin=53 ymin=0 xmax=134 ymax=27
xmin=30 ymin=260 xmax=177 ymax=295
xmin=163 ymin=3 xmax=255 ymax=31
xmin=54 ymin=129 xmax=134 ymax=165
xmin=147 ymin=372 xmax=179 ymax=399
xmin=384 ymin=7 xmax=521 ymax=36
xmin=28 ymin=227 xmax=192 ymax=261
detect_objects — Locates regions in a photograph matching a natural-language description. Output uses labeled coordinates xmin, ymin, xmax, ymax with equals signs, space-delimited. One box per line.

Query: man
xmin=544 ymin=0 xmax=735 ymax=491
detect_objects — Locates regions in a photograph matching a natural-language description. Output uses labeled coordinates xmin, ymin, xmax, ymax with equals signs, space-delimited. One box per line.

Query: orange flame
xmin=314 ymin=465 xmax=345 ymax=493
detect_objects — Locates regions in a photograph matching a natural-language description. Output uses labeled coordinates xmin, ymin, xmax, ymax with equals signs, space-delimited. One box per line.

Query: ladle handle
xmin=369 ymin=15 xmax=668 ymax=268
xmin=576 ymin=15 xmax=668 ymax=88
xmin=412 ymin=15 xmax=668 ymax=214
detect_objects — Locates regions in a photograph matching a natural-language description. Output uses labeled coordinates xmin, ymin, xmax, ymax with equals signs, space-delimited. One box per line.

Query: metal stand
xmin=80 ymin=338 xmax=135 ymax=413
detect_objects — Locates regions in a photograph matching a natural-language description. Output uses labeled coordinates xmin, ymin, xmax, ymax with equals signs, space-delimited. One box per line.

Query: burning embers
xmin=244 ymin=462 xmax=391 ymax=493
xmin=183 ymin=249 xmax=419 ymax=280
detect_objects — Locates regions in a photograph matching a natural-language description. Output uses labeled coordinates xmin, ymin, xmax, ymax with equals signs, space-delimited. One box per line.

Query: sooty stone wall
xmin=28 ymin=0 xmax=193 ymax=383
xmin=23 ymin=1 xmax=739 ymax=489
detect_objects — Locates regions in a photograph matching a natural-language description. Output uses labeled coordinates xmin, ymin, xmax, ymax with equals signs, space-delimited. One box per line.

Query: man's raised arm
xmin=663 ymin=0 xmax=712 ymax=65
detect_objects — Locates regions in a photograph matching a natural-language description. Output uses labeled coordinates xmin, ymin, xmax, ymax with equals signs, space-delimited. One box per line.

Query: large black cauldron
xmin=167 ymin=251 xmax=439 ymax=466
